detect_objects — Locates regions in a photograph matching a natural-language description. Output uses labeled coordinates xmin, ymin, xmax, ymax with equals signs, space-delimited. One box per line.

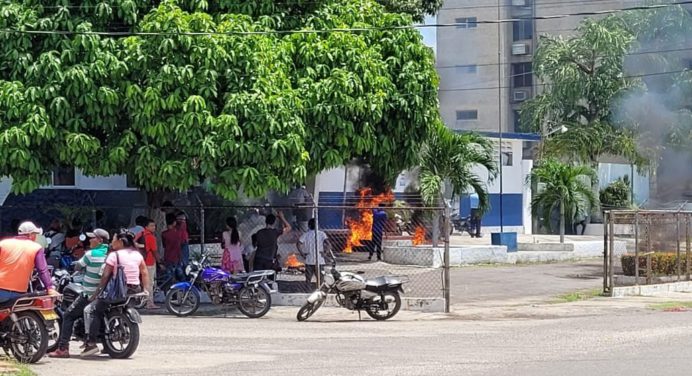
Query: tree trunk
xmin=559 ymin=200 xmax=565 ymax=244
xmin=589 ymin=161 xmax=603 ymax=223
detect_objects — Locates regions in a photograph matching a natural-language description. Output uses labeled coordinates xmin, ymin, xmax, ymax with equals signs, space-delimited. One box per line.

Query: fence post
xmin=677 ymin=213 xmax=682 ymax=281
xmin=313 ymin=205 xmax=320 ymax=287
xmin=687 ymin=215 xmax=691 ymax=281
xmin=646 ymin=216 xmax=652 ymax=285
xmin=603 ymin=212 xmax=609 ymax=294
xmin=200 ymin=204 xmax=205 ymax=255
xmin=443 ymin=206 xmax=451 ymax=313
xmin=609 ymin=212 xmax=615 ymax=294
xmin=634 ymin=211 xmax=639 ymax=286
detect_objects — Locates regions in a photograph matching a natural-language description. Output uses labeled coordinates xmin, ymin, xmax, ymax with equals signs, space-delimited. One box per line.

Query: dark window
xmin=455 ymin=64 xmax=477 ymax=74
xmin=52 ymin=167 xmax=75 ymax=186
xmin=455 ymin=17 xmax=478 ymax=29
xmin=456 ymin=110 xmax=478 ymax=121
xmin=513 ymin=110 xmax=522 ymax=132
xmin=512 ymin=62 xmax=532 ymax=88
xmin=502 ymin=152 xmax=513 ymax=166
xmin=126 ymin=174 xmax=138 ymax=189
xmin=513 ymin=19 xmax=533 ymax=41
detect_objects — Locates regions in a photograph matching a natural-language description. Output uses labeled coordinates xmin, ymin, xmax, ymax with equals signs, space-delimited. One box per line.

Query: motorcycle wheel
xmin=296 ymin=300 xmax=324 ymax=322
xmin=165 ymin=287 xmax=200 ymax=317
xmin=365 ymin=291 xmax=402 ymax=321
xmin=45 ymin=314 xmax=61 ymax=353
xmin=102 ymin=313 xmax=139 ymax=359
xmin=237 ymin=285 xmax=272 ymax=318
xmin=9 ymin=311 xmax=48 ymax=363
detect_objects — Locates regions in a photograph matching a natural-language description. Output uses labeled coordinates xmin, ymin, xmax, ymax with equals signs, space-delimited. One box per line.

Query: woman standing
xmin=221 ymin=217 xmax=245 ymax=274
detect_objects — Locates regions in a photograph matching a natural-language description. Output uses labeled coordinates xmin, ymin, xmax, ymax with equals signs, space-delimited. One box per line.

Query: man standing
xmin=0 ymin=222 xmax=56 ymax=302
xmin=48 ymin=229 xmax=109 ymax=358
xmin=297 ymin=219 xmax=329 ymax=286
xmin=176 ymin=211 xmax=190 ymax=268
xmin=253 ymin=212 xmax=291 ymax=271
xmin=130 ymin=215 xmax=148 ymax=252
xmin=162 ymin=215 xmax=183 ymax=281
xmin=142 ymin=219 xmax=160 ymax=309
xmin=370 ymin=204 xmax=388 ymax=261
xmin=469 ymin=192 xmax=482 ymax=238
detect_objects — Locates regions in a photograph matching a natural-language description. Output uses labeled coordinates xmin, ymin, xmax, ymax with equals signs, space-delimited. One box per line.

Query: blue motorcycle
xmin=165 ymin=254 xmax=275 ymax=318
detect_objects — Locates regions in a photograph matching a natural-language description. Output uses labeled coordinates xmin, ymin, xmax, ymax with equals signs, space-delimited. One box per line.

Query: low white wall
xmin=384 ymin=240 xmax=627 ymax=267
xmin=611 ymin=281 xmax=692 ymax=298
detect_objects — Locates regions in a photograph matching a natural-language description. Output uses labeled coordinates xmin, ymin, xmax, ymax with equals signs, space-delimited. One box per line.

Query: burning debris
xmin=344 ymin=188 xmax=394 ymax=253
xmin=284 ymin=253 xmax=305 ymax=274
xmin=412 ymin=226 xmax=426 ymax=246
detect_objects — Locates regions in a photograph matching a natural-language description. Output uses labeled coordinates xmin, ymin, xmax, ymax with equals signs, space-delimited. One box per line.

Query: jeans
xmin=146 ymin=266 xmax=156 ymax=305
xmin=0 ymin=289 xmax=21 ymax=303
xmin=84 ymin=301 xmax=96 ymax=336
xmin=304 ymin=264 xmax=324 ymax=284
xmin=181 ymin=242 xmax=190 ymax=268
xmin=58 ymin=294 xmax=89 ymax=349
xmin=369 ymin=232 xmax=383 ymax=259
xmin=470 ymin=208 xmax=482 ymax=237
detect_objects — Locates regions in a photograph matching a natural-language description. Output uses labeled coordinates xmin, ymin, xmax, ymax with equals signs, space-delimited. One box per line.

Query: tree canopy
xmin=0 ymin=0 xmax=440 ymax=199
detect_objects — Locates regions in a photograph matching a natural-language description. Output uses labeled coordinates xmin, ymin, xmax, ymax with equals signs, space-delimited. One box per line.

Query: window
xmin=512 ymin=62 xmax=532 ymax=88
xmin=513 ymin=18 xmax=533 ymax=41
xmin=455 ymin=17 xmax=477 ymax=29
xmin=456 ymin=110 xmax=478 ymax=121
xmin=126 ymin=174 xmax=138 ymax=189
xmin=52 ymin=167 xmax=75 ymax=186
xmin=513 ymin=110 xmax=522 ymax=132
xmin=455 ymin=64 xmax=477 ymax=74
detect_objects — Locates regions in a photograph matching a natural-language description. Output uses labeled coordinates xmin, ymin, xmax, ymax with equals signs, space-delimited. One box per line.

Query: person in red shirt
xmin=162 ymin=215 xmax=184 ymax=281
xmin=142 ymin=219 xmax=160 ymax=309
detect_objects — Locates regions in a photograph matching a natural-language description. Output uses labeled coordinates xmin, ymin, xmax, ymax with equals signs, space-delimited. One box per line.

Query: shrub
xmin=621 ymin=253 xmax=689 ymax=276
xmin=600 ymin=176 xmax=631 ymax=209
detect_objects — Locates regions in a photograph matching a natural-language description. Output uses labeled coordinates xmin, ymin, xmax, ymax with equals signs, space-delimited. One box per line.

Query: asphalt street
xmin=29 ymin=260 xmax=688 ymax=376
xmin=30 ymin=301 xmax=692 ymax=376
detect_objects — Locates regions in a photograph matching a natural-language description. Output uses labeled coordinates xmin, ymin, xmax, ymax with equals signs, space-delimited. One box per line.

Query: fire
xmin=344 ymin=188 xmax=395 ymax=253
xmin=285 ymin=253 xmax=304 ymax=268
xmin=412 ymin=226 xmax=426 ymax=246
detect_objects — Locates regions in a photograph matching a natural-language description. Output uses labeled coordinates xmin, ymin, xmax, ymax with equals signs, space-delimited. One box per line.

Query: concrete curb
xmin=612 ymin=281 xmax=692 ymax=297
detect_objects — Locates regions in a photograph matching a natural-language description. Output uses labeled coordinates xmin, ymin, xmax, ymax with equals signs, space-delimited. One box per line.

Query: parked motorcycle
xmin=297 ymin=250 xmax=407 ymax=322
xmin=0 ymin=292 xmax=58 ymax=363
xmin=450 ymin=213 xmax=473 ymax=236
xmin=47 ymin=270 xmax=146 ymax=358
xmin=165 ymin=254 xmax=275 ymax=318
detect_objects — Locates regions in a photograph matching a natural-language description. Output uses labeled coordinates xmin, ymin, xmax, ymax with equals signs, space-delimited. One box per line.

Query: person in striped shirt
xmin=49 ymin=228 xmax=109 ymax=358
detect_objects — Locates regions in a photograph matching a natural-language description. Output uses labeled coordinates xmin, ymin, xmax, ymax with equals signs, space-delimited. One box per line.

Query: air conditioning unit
xmin=513 ymin=89 xmax=529 ymax=102
xmin=512 ymin=43 xmax=528 ymax=55
xmin=512 ymin=0 xmax=527 ymax=6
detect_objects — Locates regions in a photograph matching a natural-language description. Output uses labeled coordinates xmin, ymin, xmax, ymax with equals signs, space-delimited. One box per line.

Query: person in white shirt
xmin=297 ymin=219 xmax=330 ymax=285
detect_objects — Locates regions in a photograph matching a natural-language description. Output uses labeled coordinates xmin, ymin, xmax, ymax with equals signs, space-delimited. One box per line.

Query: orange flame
xmin=285 ymin=253 xmax=304 ymax=268
xmin=344 ymin=188 xmax=395 ymax=253
xmin=412 ymin=226 xmax=426 ymax=246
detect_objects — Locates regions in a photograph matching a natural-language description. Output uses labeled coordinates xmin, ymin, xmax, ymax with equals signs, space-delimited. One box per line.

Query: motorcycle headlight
xmin=185 ymin=261 xmax=200 ymax=276
xmin=324 ymin=273 xmax=335 ymax=286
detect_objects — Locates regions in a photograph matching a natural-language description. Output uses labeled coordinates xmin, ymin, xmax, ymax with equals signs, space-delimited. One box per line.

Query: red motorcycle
xmin=0 ymin=292 xmax=59 ymax=363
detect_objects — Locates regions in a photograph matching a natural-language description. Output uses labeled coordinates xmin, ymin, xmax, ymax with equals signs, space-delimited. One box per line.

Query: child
xmin=222 ymin=217 xmax=245 ymax=274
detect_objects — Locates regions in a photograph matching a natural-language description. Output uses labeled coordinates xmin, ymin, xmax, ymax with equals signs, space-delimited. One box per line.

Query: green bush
xmin=621 ymin=253 xmax=689 ymax=276
xmin=600 ymin=176 xmax=631 ymax=209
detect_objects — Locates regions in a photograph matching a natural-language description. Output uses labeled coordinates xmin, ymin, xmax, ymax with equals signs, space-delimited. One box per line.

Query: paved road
xmin=450 ymin=260 xmax=604 ymax=305
xmin=31 ymin=300 xmax=692 ymax=376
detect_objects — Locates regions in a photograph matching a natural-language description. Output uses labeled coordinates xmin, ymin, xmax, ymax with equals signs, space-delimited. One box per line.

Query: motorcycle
xmin=0 ymin=292 xmax=59 ymax=363
xmin=165 ymin=254 xmax=276 ymax=318
xmin=450 ymin=213 xmax=473 ymax=236
xmin=297 ymin=249 xmax=407 ymax=322
xmin=47 ymin=270 xmax=146 ymax=358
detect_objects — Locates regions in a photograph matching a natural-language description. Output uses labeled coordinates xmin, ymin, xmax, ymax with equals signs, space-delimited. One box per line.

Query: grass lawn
xmin=551 ymin=288 xmax=604 ymax=303
xmin=648 ymin=301 xmax=692 ymax=311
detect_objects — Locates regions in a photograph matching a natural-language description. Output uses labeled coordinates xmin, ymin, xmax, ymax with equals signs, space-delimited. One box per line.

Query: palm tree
xmin=418 ymin=124 xmax=497 ymax=207
xmin=529 ymin=159 xmax=597 ymax=243
xmin=414 ymin=124 xmax=497 ymax=245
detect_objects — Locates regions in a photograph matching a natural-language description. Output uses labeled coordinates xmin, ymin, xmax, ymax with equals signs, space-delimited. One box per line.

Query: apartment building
xmin=436 ymin=0 xmax=638 ymax=134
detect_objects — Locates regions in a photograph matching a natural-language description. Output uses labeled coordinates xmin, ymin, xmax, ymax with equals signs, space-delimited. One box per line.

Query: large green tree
xmin=0 ymin=0 xmax=440 ymax=200
xmin=520 ymin=17 xmax=644 ymax=221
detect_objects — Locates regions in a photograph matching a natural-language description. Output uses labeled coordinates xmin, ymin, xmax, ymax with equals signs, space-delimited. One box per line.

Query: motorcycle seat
xmin=365 ymin=277 xmax=390 ymax=292
xmin=0 ymin=292 xmax=42 ymax=309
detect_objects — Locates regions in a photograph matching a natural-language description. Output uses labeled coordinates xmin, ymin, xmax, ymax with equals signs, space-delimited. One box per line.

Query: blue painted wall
xmin=460 ymin=193 xmax=523 ymax=227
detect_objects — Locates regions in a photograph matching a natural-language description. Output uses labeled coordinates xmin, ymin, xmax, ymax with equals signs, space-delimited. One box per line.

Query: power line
xmin=0 ymin=1 xmax=690 ymax=36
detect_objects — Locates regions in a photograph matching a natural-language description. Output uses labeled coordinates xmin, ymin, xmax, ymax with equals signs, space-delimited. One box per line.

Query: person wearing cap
xmin=0 ymin=221 xmax=56 ymax=302
xmin=49 ymin=228 xmax=110 ymax=358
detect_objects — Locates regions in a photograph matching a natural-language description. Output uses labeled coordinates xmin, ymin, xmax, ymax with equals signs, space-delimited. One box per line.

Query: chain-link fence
xmin=604 ymin=210 xmax=692 ymax=294
xmin=0 ymin=199 xmax=450 ymax=310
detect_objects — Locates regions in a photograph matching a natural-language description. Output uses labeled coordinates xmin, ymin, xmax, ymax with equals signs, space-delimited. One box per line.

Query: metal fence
xmin=604 ymin=209 xmax=692 ymax=294
xmin=0 ymin=201 xmax=451 ymax=311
